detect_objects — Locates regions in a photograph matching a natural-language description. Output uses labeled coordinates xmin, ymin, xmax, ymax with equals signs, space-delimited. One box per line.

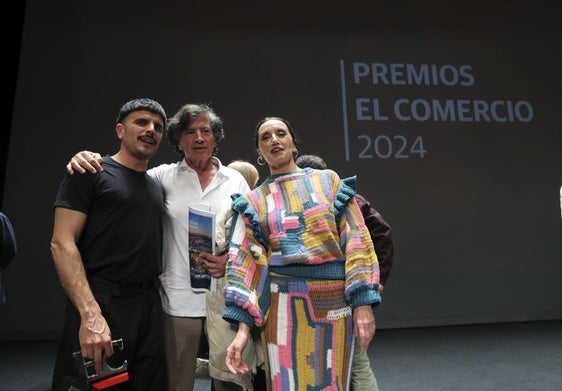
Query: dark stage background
xmin=2 ymin=1 xmax=561 ymax=340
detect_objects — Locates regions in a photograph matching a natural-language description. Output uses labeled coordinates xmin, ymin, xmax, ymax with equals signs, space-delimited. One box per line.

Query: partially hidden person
xmin=0 ymin=211 xmax=17 ymax=305
xmin=296 ymin=153 xmax=394 ymax=391
xmin=206 ymin=159 xmax=266 ymax=389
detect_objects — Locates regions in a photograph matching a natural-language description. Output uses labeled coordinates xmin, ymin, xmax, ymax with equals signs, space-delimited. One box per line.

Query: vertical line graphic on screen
xmin=339 ymin=59 xmax=350 ymax=161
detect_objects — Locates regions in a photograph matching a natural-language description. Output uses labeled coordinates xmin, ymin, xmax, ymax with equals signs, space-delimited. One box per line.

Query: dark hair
xmin=167 ymin=103 xmax=225 ymax=156
xmin=254 ymin=116 xmax=299 ymax=149
xmin=116 ymin=98 xmax=166 ymax=128
xmin=295 ymin=154 xmax=327 ymax=169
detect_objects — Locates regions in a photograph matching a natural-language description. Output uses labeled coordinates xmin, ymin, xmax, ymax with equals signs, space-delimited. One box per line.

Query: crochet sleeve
xmin=222 ymin=193 xmax=270 ymax=328
xmin=335 ymin=176 xmax=382 ymax=309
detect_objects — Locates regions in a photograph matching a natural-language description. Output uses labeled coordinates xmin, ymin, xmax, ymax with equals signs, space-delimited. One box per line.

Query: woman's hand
xmin=225 ymin=322 xmax=251 ymax=374
xmin=353 ymin=305 xmax=376 ymax=350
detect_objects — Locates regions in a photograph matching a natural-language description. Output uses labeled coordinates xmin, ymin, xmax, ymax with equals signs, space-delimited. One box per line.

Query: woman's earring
xmin=293 ymin=149 xmax=299 ymax=159
xmin=257 ymin=156 xmax=266 ymax=166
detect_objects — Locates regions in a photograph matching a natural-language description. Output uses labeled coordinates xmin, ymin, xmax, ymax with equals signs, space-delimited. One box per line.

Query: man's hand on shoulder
xmin=66 ymin=151 xmax=103 ymax=175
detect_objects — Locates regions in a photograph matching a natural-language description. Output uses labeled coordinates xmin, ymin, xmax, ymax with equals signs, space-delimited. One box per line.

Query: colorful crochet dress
xmin=223 ymin=168 xmax=381 ymax=391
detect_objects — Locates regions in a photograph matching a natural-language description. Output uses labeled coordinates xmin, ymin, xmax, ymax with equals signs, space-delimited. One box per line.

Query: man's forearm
xmin=51 ymin=242 xmax=101 ymax=319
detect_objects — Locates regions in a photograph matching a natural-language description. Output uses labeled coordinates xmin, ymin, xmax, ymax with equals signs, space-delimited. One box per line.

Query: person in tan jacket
xmin=206 ymin=160 xmax=265 ymax=390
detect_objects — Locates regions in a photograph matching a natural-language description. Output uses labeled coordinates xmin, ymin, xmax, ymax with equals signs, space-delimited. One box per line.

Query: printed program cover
xmin=188 ymin=204 xmax=216 ymax=292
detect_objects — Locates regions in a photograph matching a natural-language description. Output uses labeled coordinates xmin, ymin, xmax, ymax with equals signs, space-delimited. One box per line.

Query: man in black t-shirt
xmin=50 ymin=98 xmax=169 ymax=391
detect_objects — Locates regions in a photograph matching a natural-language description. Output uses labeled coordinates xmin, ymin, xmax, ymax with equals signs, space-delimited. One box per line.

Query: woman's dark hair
xmin=167 ymin=103 xmax=225 ymax=156
xmin=254 ymin=116 xmax=299 ymax=149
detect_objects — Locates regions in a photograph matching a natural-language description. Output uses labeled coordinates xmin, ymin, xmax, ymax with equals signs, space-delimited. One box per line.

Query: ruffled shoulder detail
xmin=231 ymin=193 xmax=267 ymax=246
xmin=334 ymin=175 xmax=357 ymax=224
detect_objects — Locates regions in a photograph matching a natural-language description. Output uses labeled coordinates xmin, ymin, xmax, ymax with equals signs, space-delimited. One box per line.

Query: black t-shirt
xmin=54 ymin=155 xmax=165 ymax=284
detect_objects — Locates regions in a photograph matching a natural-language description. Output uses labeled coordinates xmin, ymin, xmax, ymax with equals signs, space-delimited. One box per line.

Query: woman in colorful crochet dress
xmin=222 ymin=116 xmax=381 ymax=390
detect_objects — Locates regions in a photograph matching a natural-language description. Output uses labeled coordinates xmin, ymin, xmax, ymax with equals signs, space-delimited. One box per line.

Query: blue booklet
xmin=188 ymin=204 xmax=216 ymax=292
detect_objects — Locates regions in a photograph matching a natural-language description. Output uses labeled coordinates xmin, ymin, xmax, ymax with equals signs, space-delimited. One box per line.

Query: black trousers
xmin=51 ymin=279 xmax=167 ymax=391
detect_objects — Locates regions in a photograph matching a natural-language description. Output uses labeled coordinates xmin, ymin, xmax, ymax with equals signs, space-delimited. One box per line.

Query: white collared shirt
xmin=149 ymin=157 xmax=250 ymax=316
